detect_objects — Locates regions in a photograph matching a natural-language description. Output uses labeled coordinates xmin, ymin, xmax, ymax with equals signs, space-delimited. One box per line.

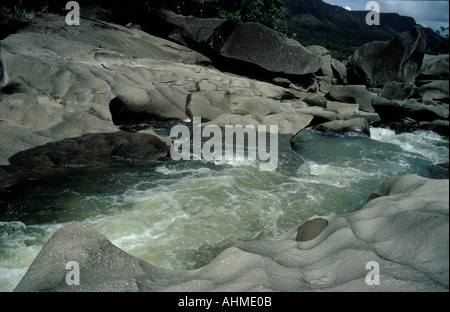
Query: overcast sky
xmin=322 ymin=0 xmax=449 ymax=31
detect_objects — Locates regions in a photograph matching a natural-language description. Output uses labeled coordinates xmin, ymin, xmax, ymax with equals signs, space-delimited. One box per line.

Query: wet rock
xmin=0 ymin=131 xmax=171 ymax=189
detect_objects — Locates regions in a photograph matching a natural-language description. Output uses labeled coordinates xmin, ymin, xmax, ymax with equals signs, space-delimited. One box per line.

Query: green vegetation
xmin=434 ymin=26 xmax=449 ymax=54
xmin=8 ymin=0 xmax=35 ymax=23
xmin=3 ymin=0 xmax=447 ymax=59
xmin=159 ymin=0 xmax=288 ymax=32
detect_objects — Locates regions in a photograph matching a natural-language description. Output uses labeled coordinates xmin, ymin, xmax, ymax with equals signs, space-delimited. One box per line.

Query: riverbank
xmin=1 ymin=7 xmax=449 ymax=292
xmin=13 ymin=174 xmax=449 ymax=291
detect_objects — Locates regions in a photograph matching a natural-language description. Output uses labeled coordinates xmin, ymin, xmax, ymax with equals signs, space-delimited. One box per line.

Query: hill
xmin=285 ymin=0 xmax=446 ymax=60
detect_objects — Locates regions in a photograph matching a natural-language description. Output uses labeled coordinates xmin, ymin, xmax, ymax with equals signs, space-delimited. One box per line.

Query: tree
xmin=165 ymin=0 xmax=288 ymax=32
xmin=435 ymin=26 xmax=449 ymax=54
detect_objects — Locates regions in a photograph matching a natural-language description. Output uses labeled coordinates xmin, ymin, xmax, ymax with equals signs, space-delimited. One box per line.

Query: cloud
xmin=379 ymin=0 xmax=449 ymax=25
xmin=344 ymin=5 xmax=352 ymax=11
xmin=323 ymin=0 xmax=449 ymax=31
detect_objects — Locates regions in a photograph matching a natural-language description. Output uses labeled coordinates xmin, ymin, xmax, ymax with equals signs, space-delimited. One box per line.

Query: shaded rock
xmin=380 ymin=81 xmax=417 ymax=101
xmin=219 ymin=22 xmax=322 ymax=76
xmin=306 ymin=45 xmax=347 ymax=84
xmin=372 ymin=97 xmax=449 ymax=123
xmin=347 ymin=26 xmax=427 ymax=87
xmin=416 ymin=80 xmax=449 ymax=101
xmin=330 ymin=58 xmax=347 ymax=84
xmin=418 ymin=119 xmax=449 ymax=137
xmin=313 ymin=118 xmax=371 ymax=137
xmin=0 ymin=131 xmax=171 ymax=189
xmin=306 ymin=45 xmax=333 ymax=77
xmin=327 ymin=85 xmax=377 ymax=112
xmin=15 ymin=174 xmax=449 ymax=292
xmin=296 ymin=218 xmax=328 ymax=242
xmin=426 ymin=162 xmax=449 ymax=179
xmin=156 ymin=9 xmax=322 ymax=77
xmin=419 ymin=54 xmax=449 ymax=80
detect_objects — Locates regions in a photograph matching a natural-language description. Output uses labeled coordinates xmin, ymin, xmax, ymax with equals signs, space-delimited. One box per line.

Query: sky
xmin=322 ymin=0 xmax=449 ymax=31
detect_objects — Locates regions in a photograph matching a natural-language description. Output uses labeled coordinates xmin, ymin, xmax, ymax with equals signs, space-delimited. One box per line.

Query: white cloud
xmin=344 ymin=5 xmax=352 ymax=11
xmin=323 ymin=0 xmax=449 ymax=31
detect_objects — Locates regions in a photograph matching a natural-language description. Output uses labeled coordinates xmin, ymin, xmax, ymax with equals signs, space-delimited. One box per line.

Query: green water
xmin=0 ymin=126 xmax=448 ymax=291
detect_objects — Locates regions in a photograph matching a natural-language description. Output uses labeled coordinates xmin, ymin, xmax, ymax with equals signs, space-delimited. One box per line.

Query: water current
xmin=0 ymin=125 xmax=448 ymax=291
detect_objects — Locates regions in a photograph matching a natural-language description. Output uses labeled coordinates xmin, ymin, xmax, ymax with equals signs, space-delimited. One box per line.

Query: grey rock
xmin=326 ymin=101 xmax=359 ymax=115
xmin=417 ymin=80 xmax=449 ymax=101
xmin=313 ymin=118 xmax=371 ymax=137
xmin=328 ymin=85 xmax=377 ymax=112
xmin=372 ymin=96 xmax=449 ymax=122
xmin=419 ymin=54 xmax=449 ymax=80
xmin=330 ymin=58 xmax=347 ymax=84
xmin=380 ymin=81 xmax=417 ymax=101
xmin=306 ymin=45 xmax=333 ymax=77
xmin=347 ymin=26 xmax=427 ymax=87
xmin=0 ymin=13 xmax=313 ymax=173
xmin=157 ymin=9 xmax=322 ymax=76
xmin=0 ymin=131 xmax=171 ymax=189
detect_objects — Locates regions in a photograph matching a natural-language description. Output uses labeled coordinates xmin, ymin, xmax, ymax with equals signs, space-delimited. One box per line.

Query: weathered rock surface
xmin=0 ymin=131 xmax=171 ymax=189
xmin=372 ymin=97 xmax=449 ymax=123
xmin=155 ymin=9 xmax=323 ymax=77
xmin=0 ymin=14 xmax=319 ymax=168
xmin=416 ymin=80 xmax=449 ymax=101
xmin=380 ymin=81 xmax=417 ymax=101
xmin=313 ymin=118 xmax=371 ymax=137
xmin=347 ymin=26 xmax=427 ymax=87
xmin=327 ymin=85 xmax=377 ymax=112
xmin=419 ymin=54 xmax=449 ymax=80
xmin=14 ymin=174 xmax=449 ymax=292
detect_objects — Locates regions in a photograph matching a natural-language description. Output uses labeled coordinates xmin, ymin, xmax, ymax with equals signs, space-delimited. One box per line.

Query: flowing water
xmin=0 ymin=125 xmax=448 ymax=291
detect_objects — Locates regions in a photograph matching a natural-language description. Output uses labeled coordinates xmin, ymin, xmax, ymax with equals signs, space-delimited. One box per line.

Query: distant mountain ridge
xmin=285 ymin=0 xmax=444 ymax=59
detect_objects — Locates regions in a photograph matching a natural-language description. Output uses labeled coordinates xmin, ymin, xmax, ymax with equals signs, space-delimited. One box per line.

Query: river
xmin=0 ymin=125 xmax=448 ymax=291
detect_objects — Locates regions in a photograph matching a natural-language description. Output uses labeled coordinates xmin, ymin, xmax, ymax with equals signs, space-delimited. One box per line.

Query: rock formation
xmin=347 ymin=26 xmax=427 ymax=87
xmin=14 ymin=174 xmax=449 ymax=292
xmin=0 ymin=6 xmax=448 ymax=293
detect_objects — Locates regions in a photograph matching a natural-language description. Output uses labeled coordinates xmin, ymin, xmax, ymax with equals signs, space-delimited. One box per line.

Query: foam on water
xmin=370 ymin=127 xmax=449 ymax=164
xmin=0 ymin=127 xmax=448 ymax=291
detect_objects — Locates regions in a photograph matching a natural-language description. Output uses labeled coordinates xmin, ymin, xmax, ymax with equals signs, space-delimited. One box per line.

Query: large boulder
xmin=347 ymin=26 xmax=427 ymax=87
xmin=14 ymin=174 xmax=449 ymax=292
xmin=0 ymin=131 xmax=171 ymax=189
xmin=419 ymin=54 xmax=449 ymax=80
xmin=155 ymin=9 xmax=322 ymax=77
xmin=416 ymin=80 xmax=449 ymax=101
